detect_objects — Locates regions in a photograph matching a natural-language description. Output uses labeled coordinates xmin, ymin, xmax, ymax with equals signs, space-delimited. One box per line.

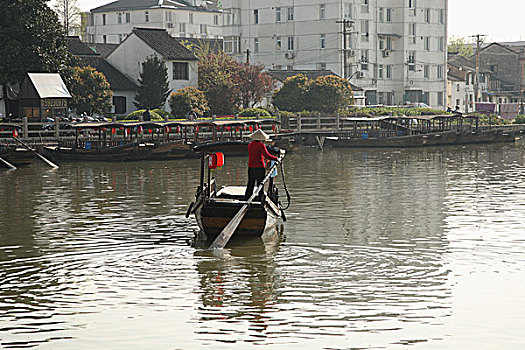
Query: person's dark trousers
xmin=244 ymin=167 xmax=265 ymax=201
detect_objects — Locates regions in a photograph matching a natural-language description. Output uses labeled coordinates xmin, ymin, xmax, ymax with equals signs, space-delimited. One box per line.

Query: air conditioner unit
xmin=382 ymin=50 xmax=390 ymax=57
xmin=348 ymin=50 xmax=356 ymax=57
xmin=167 ymin=22 xmax=174 ymax=28
xmin=285 ymin=52 xmax=295 ymax=59
xmin=358 ymin=71 xmax=365 ymax=78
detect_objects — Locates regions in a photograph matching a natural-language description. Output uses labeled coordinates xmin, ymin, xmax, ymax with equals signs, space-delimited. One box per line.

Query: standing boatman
xmin=244 ymin=129 xmax=278 ymax=201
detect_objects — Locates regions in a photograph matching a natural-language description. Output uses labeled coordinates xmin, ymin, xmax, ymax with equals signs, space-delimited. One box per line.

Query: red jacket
xmin=248 ymin=141 xmax=278 ymax=168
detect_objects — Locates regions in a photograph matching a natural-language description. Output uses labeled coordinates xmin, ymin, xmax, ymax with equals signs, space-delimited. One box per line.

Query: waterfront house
xmin=66 ymin=36 xmax=138 ymax=115
xmin=106 ymin=27 xmax=199 ymax=111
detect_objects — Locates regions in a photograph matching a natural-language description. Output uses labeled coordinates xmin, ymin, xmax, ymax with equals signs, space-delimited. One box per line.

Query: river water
xmin=1 ymin=144 xmax=524 ymax=349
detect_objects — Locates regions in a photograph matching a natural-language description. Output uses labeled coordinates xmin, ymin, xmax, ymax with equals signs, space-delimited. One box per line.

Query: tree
xmin=198 ymin=52 xmax=241 ymax=115
xmin=168 ymin=86 xmax=209 ymax=119
xmin=237 ymin=63 xmax=275 ymax=109
xmin=448 ymin=36 xmax=474 ymax=57
xmin=305 ymin=75 xmax=354 ymax=113
xmin=134 ymin=56 xmax=171 ymax=110
xmin=52 ymin=0 xmax=81 ymax=35
xmin=64 ymin=66 xmax=113 ymax=115
xmin=273 ymin=75 xmax=353 ymax=113
xmin=272 ymin=74 xmax=309 ymax=112
xmin=0 ymin=0 xmax=70 ymax=86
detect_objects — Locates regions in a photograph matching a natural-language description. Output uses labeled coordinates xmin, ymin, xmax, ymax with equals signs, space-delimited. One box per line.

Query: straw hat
xmin=248 ymin=129 xmax=270 ymax=141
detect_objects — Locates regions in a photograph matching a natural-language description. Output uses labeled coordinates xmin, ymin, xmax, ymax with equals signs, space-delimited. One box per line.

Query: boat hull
xmin=326 ymin=129 xmax=522 ymax=148
xmin=0 ymin=148 xmax=35 ymax=167
xmin=43 ymin=144 xmax=154 ymax=161
xmin=195 ymin=199 xmax=279 ymax=240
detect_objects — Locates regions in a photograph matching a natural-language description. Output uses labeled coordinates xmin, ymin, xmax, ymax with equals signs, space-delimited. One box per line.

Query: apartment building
xmin=83 ymin=0 xmax=222 ymax=44
xmin=221 ymin=0 xmax=448 ymax=108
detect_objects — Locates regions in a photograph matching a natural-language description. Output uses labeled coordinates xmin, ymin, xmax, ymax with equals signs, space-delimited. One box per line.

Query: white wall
xmin=107 ymin=34 xmax=198 ymax=111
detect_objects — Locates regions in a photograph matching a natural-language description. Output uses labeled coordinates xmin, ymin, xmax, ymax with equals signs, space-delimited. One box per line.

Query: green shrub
xmin=153 ymin=109 xmax=171 ymax=120
xmin=124 ymin=109 xmax=163 ymax=121
xmin=238 ymin=107 xmax=271 ymax=118
xmin=514 ymin=115 xmax=525 ymax=124
xmin=168 ymin=86 xmax=209 ymax=119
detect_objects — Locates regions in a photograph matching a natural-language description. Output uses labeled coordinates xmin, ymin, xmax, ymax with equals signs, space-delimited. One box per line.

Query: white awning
xmin=28 ymin=73 xmax=72 ymax=99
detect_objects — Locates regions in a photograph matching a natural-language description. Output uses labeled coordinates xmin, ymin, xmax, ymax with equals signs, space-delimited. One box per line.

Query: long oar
xmin=0 ymin=156 xmax=16 ymax=170
xmin=12 ymin=137 xmax=59 ymax=169
xmin=209 ymin=150 xmax=285 ymax=250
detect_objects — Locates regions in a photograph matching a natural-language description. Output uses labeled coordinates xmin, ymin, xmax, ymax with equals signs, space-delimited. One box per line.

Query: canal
xmin=1 ymin=144 xmax=524 ymax=349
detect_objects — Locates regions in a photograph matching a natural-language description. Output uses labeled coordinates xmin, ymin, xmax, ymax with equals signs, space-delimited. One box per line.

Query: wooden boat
xmin=0 ymin=147 xmax=35 ymax=167
xmin=324 ymin=115 xmax=524 ymax=148
xmin=187 ymin=142 xmax=286 ymax=242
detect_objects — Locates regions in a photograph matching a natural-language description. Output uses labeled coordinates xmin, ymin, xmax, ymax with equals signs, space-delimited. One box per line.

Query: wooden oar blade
xmin=209 ymin=204 xmax=249 ymax=249
xmin=12 ymin=137 xmax=59 ymax=169
xmin=0 ymin=156 xmax=17 ymax=170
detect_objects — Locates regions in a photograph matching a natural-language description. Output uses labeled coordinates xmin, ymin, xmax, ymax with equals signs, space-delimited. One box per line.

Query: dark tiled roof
xmin=91 ymin=0 xmax=219 ymax=13
xmin=66 ymin=36 xmax=98 ymax=56
xmin=132 ymin=28 xmax=198 ymax=60
xmin=88 ymin=43 xmax=119 ymax=58
xmin=174 ymin=37 xmax=224 ymax=55
xmin=79 ymin=56 xmax=138 ymax=92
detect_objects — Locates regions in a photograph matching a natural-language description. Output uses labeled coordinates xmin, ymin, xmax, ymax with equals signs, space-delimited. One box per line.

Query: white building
xmin=83 ymin=0 xmax=222 ymax=44
xmin=221 ymin=0 xmax=448 ymax=109
xmin=106 ymin=28 xmax=199 ymax=111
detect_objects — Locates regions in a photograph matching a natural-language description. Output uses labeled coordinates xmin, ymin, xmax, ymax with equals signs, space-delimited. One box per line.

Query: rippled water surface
xmin=1 ymin=144 xmax=524 ymax=349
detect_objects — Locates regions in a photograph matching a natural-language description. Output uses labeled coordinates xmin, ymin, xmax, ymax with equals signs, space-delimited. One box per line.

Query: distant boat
xmin=0 ymin=147 xmax=35 ymax=167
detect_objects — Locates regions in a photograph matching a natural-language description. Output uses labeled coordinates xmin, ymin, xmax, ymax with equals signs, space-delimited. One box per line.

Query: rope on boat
xmin=279 ymin=161 xmax=291 ymax=211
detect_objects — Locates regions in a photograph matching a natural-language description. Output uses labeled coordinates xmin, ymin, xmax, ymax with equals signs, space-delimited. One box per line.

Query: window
xmin=200 ymin=24 xmax=207 ymax=34
xmin=424 ymin=64 xmax=429 ymax=78
xmin=424 ymin=37 xmax=430 ymax=51
xmin=378 ymin=64 xmax=384 ymax=79
xmin=126 ymin=13 xmax=130 ymax=23
xmin=189 ymin=13 xmax=193 ymax=24
xmin=379 ymin=8 xmax=384 ymax=22
xmin=362 ymin=0 xmax=369 ymax=13
xmin=287 ymin=36 xmax=294 ymax=51
xmin=408 ymin=0 xmax=416 ymax=16
xmin=317 ymin=62 xmax=327 ymax=70
xmin=344 ymin=3 xmax=352 ymax=18
xmin=102 ymin=14 xmax=106 ymax=25
xmin=437 ymin=65 xmax=443 ymax=79
xmin=361 ymin=20 xmax=369 ymax=42
xmin=386 ymin=8 xmax=392 ymax=22
xmin=409 ymin=23 xmax=416 ymax=43
xmin=276 ymin=36 xmax=282 ymax=50
xmin=320 ymin=34 xmax=326 ymax=49
xmin=386 ymin=36 xmax=392 ymax=50
xmin=361 ymin=50 xmax=369 ymax=70
xmin=438 ymin=37 xmax=444 ymax=51
xmin=320 ymin=4 xmax=326 ymax=19
xmin=179 ymin=23 xmax=186 ymax=34
xmin=438 ymin=9 xmax=444 ymax=24
xmin=214 ymin=15 xmax=219 ymax=25
xmin=437 ymin=91 xmax=444 ymax=106
xmin=254 ymin=9 xmax=259 ymax=24
xmin=173 ymin=62 xmax=189 ymax=80
xmin=103 ymin=34 xmax=107 ymax=43
xmin=276 ymin=7 xmax=281 ymax=22
xmin=386 ymin=65 xmax=392 ymax=79
xmin=287 ymin=7 xmax=294 ymax=21
xmin=145 ymin=11 xmax=149 ymax=22
xmin=118 ymin=13 xmax=122 ymax=24
xmin=379 ymin=37 xmax=385 ymax=50
xmin=408 ymin=51 xmax=416 ymax=70
xmin=254 ymin=38 xmax=259 ymax=53
xmin=425 ymin=9 xmax=430 ymax=23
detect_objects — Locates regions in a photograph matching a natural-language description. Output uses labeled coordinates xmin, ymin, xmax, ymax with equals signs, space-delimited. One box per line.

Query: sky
xmin=78 ymin=0 xmax=525 ymax=43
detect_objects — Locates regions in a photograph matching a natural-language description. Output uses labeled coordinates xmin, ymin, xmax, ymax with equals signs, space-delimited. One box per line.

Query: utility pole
xmin=336 ymin=19 xmax=354 ymax=79
xmin=470 ymin=34 xmax=486 ymax=107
